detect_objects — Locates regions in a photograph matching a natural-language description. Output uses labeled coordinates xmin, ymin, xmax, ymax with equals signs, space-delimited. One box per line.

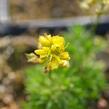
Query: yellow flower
xmin=80 ymin=0 xmax=95 ymax=9
xmin=27 ymin=34 xmax=70 ymax=72
xmin=103 ymin=0 xmax=109 ymax=4
xmin=80 ymin=0 xmax=109 ymax=14
xmin=39 ymin=35 xmax=52 ymax=47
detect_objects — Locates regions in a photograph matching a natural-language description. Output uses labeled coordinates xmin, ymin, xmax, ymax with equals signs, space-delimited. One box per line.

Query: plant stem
xmin=92 ymin=3 xmax=105 ymax=34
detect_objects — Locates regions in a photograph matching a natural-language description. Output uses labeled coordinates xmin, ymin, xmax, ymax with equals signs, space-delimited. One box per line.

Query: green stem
xmin=92 ymin=3 xmax=105 ymax=34
xmin=48 ymin=71 xmax=52 ymax=80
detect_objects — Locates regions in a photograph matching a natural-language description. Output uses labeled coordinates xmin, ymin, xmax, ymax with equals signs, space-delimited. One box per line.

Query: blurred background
xmin=1 ymin=0 xmax=109 ymax=109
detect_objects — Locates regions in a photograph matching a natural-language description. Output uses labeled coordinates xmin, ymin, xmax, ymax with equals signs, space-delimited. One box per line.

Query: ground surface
xmin=10 ymin=0 xmax=83 ymax=21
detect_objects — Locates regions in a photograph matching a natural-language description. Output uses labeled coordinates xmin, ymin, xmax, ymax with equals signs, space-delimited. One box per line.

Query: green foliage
xmin=24 ymin=25 xmax=106 ymax=109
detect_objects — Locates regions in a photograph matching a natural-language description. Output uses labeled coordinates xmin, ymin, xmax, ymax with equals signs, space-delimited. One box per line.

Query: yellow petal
xmin=39 ymin=35 xmax=52 ymax=47
xmin=59 ymin=60 xmax=70 ymax=67
xmin=52 ymin=36 xmax=65 ymax=47
xmin=38 ymin=57 xmax=47 ymax=63
xmin=53 ymin=55 xmax=61 ymax=62
xmin=60 ymin=52 xmax=70 ymax=60
xmin=51 ymin=45 xmax=60 ymax=54
xmin=35 ymin=47 xmax=50 ymax=57
xmin=47 ymin=59 xmax=59 ymax=71
xmin=26 ymin=53 xmax=38 ymax=63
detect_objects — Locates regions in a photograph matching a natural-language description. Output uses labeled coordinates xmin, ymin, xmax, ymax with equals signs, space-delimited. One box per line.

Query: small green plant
xmin=24 ymin=25 xmax=106 ymax=109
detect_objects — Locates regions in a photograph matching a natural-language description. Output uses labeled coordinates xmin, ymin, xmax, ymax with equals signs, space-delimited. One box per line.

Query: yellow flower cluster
xmin=80 ymin=0 xmax=109 ymax=14
xmin=103 ymin=0 xmax=109 ymax=4
xmin=26 ymin=34 xmax=70 ymax=72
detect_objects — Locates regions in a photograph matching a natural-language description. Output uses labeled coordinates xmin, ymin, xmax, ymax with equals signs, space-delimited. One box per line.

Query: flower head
xmin=26 ymin=34 xmax=70 ymax=72
xmin=79 ymin=0 xmax=109 ymax=14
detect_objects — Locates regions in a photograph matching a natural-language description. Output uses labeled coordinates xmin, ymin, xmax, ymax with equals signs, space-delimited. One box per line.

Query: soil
xmin=0 ymin=36 xmax=36 ymax=109
xmin=9 ymin=0 xmax=83 ymax=21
